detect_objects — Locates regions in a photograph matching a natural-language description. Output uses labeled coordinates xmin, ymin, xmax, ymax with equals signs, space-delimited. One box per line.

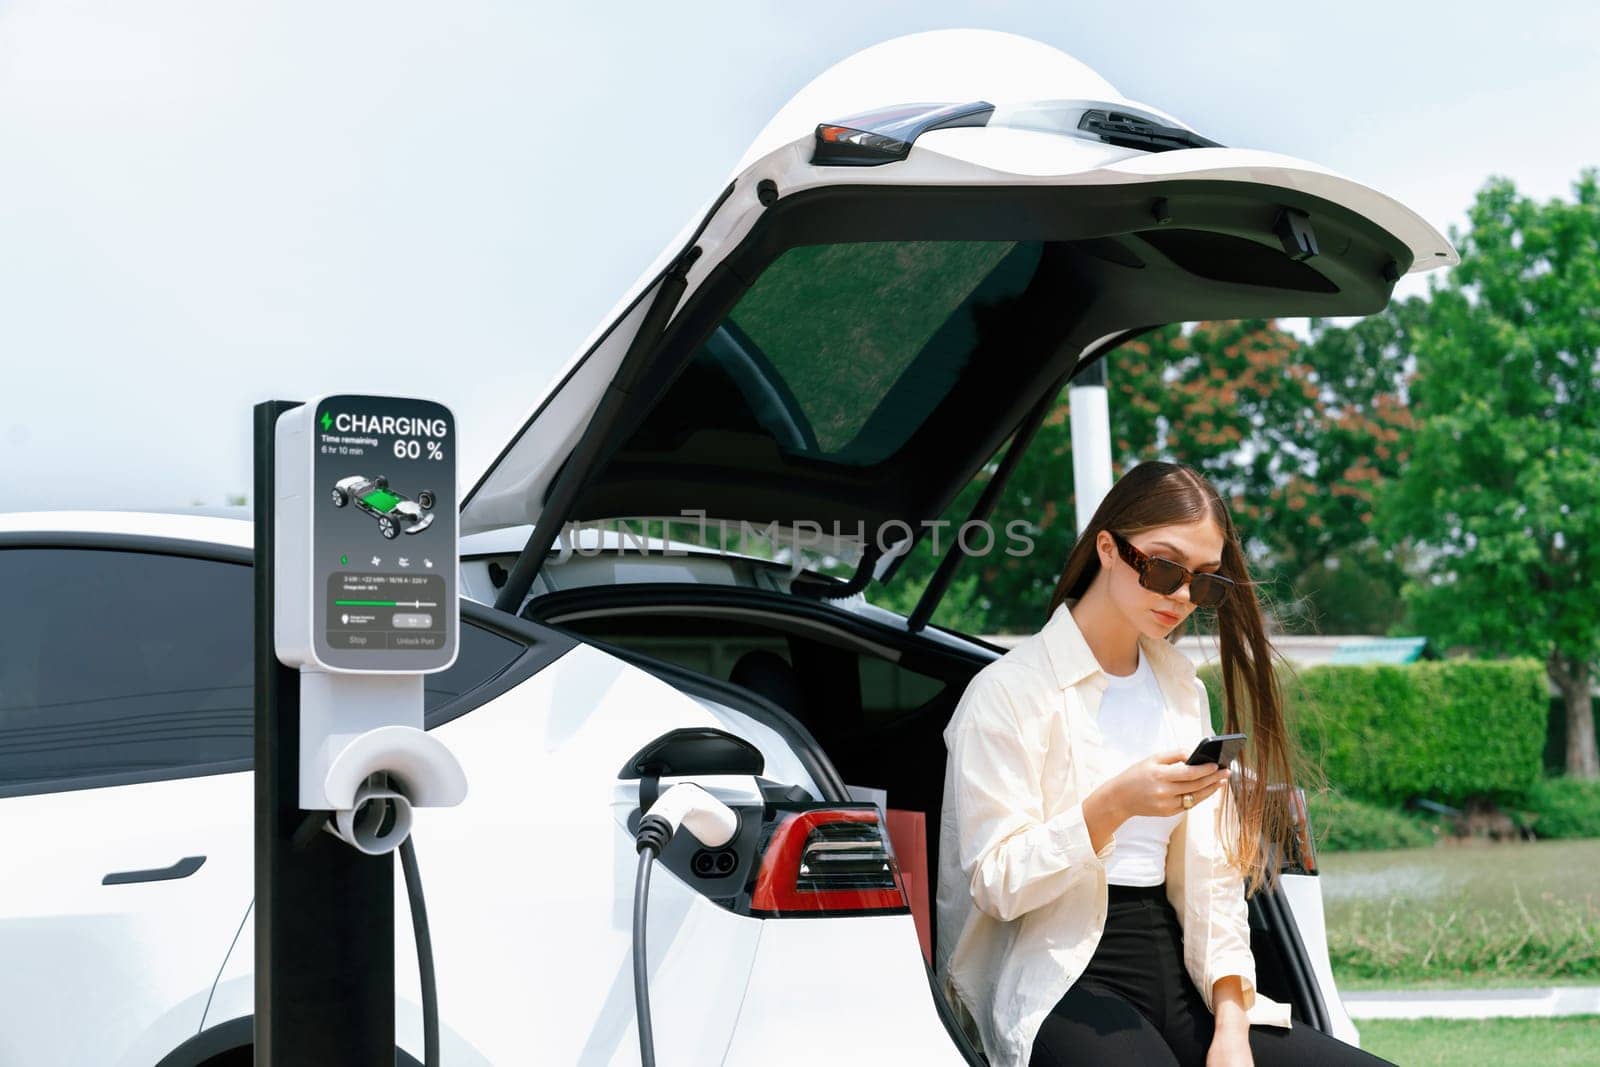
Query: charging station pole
xmin=255 ymin=396 xmax=465 ymax=1066
xmin=255 ymin=399 xmax=394 ymax=1065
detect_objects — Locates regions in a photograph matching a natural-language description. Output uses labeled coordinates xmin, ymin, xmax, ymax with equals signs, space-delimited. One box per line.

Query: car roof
xmin=0 ymin=510 xmax=254 ymax=548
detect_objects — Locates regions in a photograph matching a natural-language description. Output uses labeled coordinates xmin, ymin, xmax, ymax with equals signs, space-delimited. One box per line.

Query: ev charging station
xmin=254 ymin=395 xmax=466 ymax=1066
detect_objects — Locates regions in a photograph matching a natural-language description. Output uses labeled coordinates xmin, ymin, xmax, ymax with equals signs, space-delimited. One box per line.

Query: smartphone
xmin=1186 ymin=733 xmax=1247 ymax=768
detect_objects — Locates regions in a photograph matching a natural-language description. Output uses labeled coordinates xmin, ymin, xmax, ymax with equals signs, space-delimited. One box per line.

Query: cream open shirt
xmin=935 ymin=602 xmax=1293 ymax=1067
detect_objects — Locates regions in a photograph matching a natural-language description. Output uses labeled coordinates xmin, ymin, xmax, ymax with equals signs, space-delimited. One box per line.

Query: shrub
xmin=1305 ymin=790 xmax=1438 ymax=852
xmin=1199 ymin=659 xmax=1547 ymax=807
xmin=1524 ymin=777 xmax=1600 ymax=839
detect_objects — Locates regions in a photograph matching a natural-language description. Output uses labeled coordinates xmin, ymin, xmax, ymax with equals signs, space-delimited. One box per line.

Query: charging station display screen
xmin=310 ymin=395 xmax=456 ymax=672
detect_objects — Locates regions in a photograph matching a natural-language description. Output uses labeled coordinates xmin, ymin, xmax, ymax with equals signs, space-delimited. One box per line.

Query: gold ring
xmin=1181 ymin=793 xmax=1195 ymax=810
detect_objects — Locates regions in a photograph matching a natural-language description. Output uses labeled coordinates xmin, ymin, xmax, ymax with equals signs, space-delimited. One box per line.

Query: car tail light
xmin=750 ymin=807 xmax=909 ymax=916
xmin=811 ymin=101 xmax=994 ymax=166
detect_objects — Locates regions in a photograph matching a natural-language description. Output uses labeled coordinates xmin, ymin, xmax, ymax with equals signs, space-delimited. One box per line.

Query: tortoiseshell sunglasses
xmin=1108 ymin=530 xmax=1236 ymax=608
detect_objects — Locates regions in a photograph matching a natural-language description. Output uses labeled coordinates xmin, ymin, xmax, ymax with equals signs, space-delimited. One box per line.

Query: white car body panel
xmin=1280 ymin=872 xmax=1361 ymax=1046
xmin=0 ymin=771 xmax=252 ymax=1067
xmin=196 ymin=644 xmax=904 ymax=1065
xmin=723 ymin=915 xmax=967 ymax=1066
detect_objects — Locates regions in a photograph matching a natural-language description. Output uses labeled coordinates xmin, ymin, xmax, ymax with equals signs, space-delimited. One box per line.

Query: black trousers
xmin=1029 ymin=882 xmax=1395 ymax=1067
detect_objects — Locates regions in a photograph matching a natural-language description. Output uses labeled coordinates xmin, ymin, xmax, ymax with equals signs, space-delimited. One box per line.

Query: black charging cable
xmin=632 ymin=807 xmax=675 ymax=1067
xmin=399 ymin=835 xmax=439 ymax=1067
xmin=295 ymin=807 xmax=439 ymax=1067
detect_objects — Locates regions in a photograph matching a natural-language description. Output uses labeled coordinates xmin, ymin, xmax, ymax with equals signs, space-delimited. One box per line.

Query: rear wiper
xmin=1077 ymin=109 xmax=1222 ymax=152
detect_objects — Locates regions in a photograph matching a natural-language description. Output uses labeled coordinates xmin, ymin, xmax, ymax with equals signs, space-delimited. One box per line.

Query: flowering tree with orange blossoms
xmin=1102 ymin=314 xmax=1419 ymax=631
xmin=872 ymin=313 xmax=1420 ymax=635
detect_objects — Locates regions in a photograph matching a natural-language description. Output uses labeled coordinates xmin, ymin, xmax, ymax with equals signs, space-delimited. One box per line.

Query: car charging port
xmin=691 ymin=848 xmax=738 ymax=878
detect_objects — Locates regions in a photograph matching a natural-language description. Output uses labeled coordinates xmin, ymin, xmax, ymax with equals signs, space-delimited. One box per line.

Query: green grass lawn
xmin=1340 ymin=974 xmax=1594 ymax=992
xmin=1357 ymin=1015 xmax=1600 ymax=1066
xmin=1320 ymin=839 xmax=1600 ymax=988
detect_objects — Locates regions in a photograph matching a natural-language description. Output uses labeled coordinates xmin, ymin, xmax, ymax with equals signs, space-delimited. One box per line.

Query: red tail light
xmin=750 ymin=807 xmax=909 ymax=916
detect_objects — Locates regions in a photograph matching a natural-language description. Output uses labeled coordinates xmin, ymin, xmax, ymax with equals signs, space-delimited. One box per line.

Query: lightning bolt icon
xmin=320 ymin=411 xmax=333 ymax=432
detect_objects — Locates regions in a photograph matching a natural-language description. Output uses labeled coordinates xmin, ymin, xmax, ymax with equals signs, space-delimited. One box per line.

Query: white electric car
xmin=0 ymin=30 xmax=1454 ymax=1067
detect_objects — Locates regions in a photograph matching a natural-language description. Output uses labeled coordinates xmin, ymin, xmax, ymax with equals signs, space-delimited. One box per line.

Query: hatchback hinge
xmin=1274 ymin=208 xmax=1319 ymax=261
xmin=790 ymin=542 xmax=884 ymax=600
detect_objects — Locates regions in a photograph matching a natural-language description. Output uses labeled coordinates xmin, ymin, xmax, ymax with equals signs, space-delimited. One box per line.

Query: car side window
xmin=0 ymin=548 xmax=255 ymax=791
xmin=858 ymin=657 xmax=949 ymax=726
xmin=0 ymin=547 xmax=527 ymax=793
xmin=424 ymin=624 xmax=524 ymax=717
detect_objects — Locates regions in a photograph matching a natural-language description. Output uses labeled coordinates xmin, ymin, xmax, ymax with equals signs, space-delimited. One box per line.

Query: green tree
xmin=1379 ymin=171 xmax=1600 ymax=779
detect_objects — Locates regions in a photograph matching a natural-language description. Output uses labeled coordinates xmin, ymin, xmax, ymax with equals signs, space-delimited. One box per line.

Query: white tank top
xmin=1097 ymin=647 xmax=1184 ymax=887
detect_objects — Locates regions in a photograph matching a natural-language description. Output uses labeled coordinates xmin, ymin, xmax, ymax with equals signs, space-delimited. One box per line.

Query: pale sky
xmin=2 ymin=1 xmax=1596 ymax=513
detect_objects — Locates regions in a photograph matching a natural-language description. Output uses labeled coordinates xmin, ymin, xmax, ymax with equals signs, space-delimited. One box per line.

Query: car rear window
xmin=692 ymin=239 xmax=1043 ymax=466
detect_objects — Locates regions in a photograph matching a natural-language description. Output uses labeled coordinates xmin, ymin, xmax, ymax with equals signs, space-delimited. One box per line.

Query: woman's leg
xmin=1140 ymin=897 xmax=1397 ymax=1066
xmin=1244 ymin=1024 xmax=1398 ymax=1066
xmin=1029 ymin=979 xmax=1181 ymax=1067
xmin=1159 ymin=988 xmax=1396 ymax=1065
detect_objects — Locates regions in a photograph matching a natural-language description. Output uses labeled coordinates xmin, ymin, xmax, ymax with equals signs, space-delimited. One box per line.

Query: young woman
xmin=934 ymin=461 xmax=1394 ymax=1067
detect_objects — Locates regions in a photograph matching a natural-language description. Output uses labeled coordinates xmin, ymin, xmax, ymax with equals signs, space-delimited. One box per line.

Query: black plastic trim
xmin=0 ymin=530 xmax=252 ymax=563
xmin=424 ymin=606 xmax=580 ymax=731
xmin=746 ymin=905 xmax=910 ymax=919
xmin=1255 ymin=877 xmax=1332 ymax=1032
xmin=619 ymin=726 xmax=766 ymax=780
xmin=1077 ymin=108 xmax=1223 ymax=152
xmin=0 ymin=756 xmax=253 ymax=801
xmin=925 ymin=959 xmax=987 ymax=1065
xmin=153 ymin=1016 xmax=251 ymax=1067
xmin=527 ymin=582 xmax=995 ymax=672
xmin=790 ymin=542 xmax=883 ymax=599
xmin=153 ymin=1015 xmax=423 ymax=1067
xmin=103 ymin=855 xmax=206 ymax=885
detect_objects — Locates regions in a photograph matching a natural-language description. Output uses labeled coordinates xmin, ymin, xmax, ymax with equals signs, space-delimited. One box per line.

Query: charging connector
xmin=631 ymin=783 xmax=738 ymax=1067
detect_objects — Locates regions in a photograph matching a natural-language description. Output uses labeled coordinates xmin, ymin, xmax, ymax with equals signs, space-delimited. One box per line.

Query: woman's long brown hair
xmin=1045 ymin=460 xmax=1311 ymax=896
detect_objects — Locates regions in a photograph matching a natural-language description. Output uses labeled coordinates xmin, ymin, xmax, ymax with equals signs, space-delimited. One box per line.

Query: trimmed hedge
xmin=1524 ymin=777 xmax=1600 ymax=839
xmin=1199 ymin=659 xmax=1547 ymax=807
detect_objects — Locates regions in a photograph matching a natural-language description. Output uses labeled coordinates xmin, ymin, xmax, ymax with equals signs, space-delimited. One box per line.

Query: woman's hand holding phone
xmin=1109 ymin=751 xmax=1231 ymax=820
xmin=1085 ymin=753 xmax=1230 ymax=851
xmin=1083 ymin=741 xmax=1238 ymax=852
